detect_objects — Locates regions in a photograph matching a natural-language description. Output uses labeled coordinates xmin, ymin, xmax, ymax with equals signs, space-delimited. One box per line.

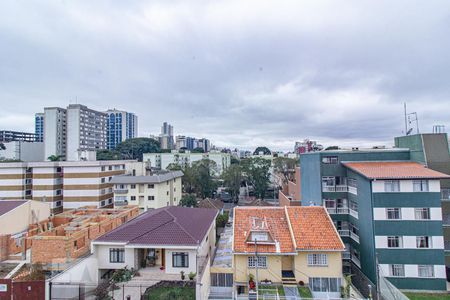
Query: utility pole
xmin=254 ymin=240 xmax=259 ymax=300
xmin=404 ymin=102 xmax=408 ymax=135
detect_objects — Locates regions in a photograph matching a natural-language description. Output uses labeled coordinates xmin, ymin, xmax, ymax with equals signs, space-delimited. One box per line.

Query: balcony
xmin=349 ymin=208 xmax=359 ymax=219
xmin=348 ymin=186 xmax=357 ymax=195
xmin=445 ymin=241 xmax=450 ymax=251
xmin=323 ymin=185 xmax=348 ymax=192
xmin=327 ymin=207 xmax=349 ymax=214
xmin=338 ymin=229 xmax=350 ymax=237
xmin=350 ymin=232 xmax=360 ymax=243
xmin=114 ymin=200 xmax=128 ymax=206
xmin=114 ymin=189 xmax=128 ymax=194
xmin=351 ymin=255 xmax=361 ymax=268
xmin=342 ymin=251 xmax=351 ymax=260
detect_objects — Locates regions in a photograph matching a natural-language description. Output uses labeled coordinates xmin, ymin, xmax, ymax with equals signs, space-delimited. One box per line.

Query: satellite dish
xmin=406 ymin=128 xmax=413 ymax=135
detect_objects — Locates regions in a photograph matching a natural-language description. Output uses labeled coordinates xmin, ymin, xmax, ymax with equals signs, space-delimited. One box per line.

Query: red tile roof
xmin=233 ymin=206 xmax=344 ymax=254
xmin=343 ymin=161 xmax=450 ymax=179
xmin=95 ymin=206 xmax=217 ymax=246
xmin=0 ymin=200 xmax=27 ymax=217
xmin=287 ymin=207 xmax=345 ymax=251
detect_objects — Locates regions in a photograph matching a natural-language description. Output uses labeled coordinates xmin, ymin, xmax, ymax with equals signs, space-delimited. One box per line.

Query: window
xmin=386 ymin=208 xmax=401 ymax=220
xmin=248 ymin=256 xmax=267 ymax=268
xmin=108 ymin=166 xmax=113 ymax=171
xmin=148 ymin=184 xmax=154 ymax=189
xmin=25 ymin=190 xmax=32 ymax=196
xmin=307 ymin=254 xmax=328 ymax=266
xmin=322 ymin=156 xmax=338 ymax=164
xmin=250 ymin=232 xmax=269 ymax=242
xmin=416 ymin=236 xmax=431 ymax=248
xmin=172 ymin=252 xmax=189 ymax=268
xmin=167 ymin=191 xmax=169 ymax=195
xmin=148 ymin=196 xmax=155 ymax=200
xmin=387 ymin=236 xmax=402 ymax=248
xmin=413 ymin=180 xmax=429 ymax=192
xmin=56 ymin=189 xmax=62 ymax=196
xmin=55 ymin=201 xmax=62 ymax=207
xmin=384 ymin=180 xmax=400 ymax=192
xmin=131 ymin=196 xmax=136 ymax=201
xmin=110 ymin=248 xmax=125 ymax=263
xmin=418 ymin=265 xmax=434 ymax=278
xmin=101 ymin=178 xmax=106 ymax=183
xmin=130 ymin=184 xmax=136 ymax=189
xmin=442 ymin=189 xmax=450 ymax=200
xmin=310 ymin=278 xmax=341 ymax=293
xmin=390 ymin=264 xmax=405 ymax=277
xmin=348 ymin=178 xmax=357 ymax=188
xmin=415 ymin=208 xmax=430 ymax=220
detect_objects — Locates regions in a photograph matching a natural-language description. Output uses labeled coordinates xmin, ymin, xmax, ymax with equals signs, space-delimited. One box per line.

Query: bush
xmin=216 ymin=211 xmax=229 ymax=228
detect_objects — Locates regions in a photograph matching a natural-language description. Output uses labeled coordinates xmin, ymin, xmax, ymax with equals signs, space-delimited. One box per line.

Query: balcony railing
xmin=349 ymin=208 xmax=359 ymax=219
xmin=327 ymin=207 xmax=349 ymax=214
xmin=338 ymin=229 xmax=350 ymax=237
xmin=114 ymin=189 xmax=128 ymax=194
xmin=342 ymin=251 xmax=351 ymax=260
xmin=445 ymin=241 xmax=450 ymax=251
xmin=322 ymin=185 xmax=348 ymax=192
xmin=348 ymin=186 xmax=357 ymax=195
xmin=114 ymin=200 xmax=128 ymax=206
xmin=350 ymin=232 xmax=360 ymax=243
xmin=351 ymin=255 xmax=361 ymax=268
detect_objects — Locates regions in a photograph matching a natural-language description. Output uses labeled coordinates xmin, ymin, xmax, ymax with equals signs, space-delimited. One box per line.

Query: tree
xmin=222 ymin=164 xmax=242 ymax=202
xmin=192 ymin=159 xmax=218 ymax=198
xmin=0 ymin=143 xmax=5 ymax=150
xmin=96 ymin=149 xmax=121 ymax=160
xmin=230 ymin=156 xmax=240 ymax=165
xmin=179 ymin=194 xmax=198 ymax=208
xmin=242 ymin=157 xmax=271 ymax=200
xmin=167 ymin=163 xmax=182 ymax=171
xmin=181 ymin=165 xmax=197 ymax=194
xmin=115 ymin=138 xmax=160 ymax=161
xmin=273 ymin=157 xmax=298 ymax=184
xmin=191 ymin=147 xmax=205 ymax=153
xmin=47 ymin=155 xmax=62 ymax=161
xmin=253 ymin=147 xmax=271 ymax=155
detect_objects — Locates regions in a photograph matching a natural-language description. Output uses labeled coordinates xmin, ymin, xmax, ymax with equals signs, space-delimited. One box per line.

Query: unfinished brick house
xmin=0 ymin=205 xmax=139 ymax=269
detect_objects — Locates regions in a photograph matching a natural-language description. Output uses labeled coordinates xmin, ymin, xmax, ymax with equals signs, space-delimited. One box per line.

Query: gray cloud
xmin=1 ymin=0 xmax=450 ymax=151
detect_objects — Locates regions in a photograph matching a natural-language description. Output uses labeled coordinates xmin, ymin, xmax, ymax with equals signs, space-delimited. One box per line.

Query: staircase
xmin=281 ymin=270 xmax=296 ymax=285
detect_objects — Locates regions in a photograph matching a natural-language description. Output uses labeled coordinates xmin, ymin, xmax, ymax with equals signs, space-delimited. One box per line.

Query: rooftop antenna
xmin=404 ymin=102 xmax=420 ymax=135
xmin=433 ymin=125 xmax=446 ymax=134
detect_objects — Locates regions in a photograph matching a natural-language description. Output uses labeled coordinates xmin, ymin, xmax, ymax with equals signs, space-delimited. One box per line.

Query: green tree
xmin=115 ymin=138 xmax=160 ymax=161
xmin=222 ymin=164 xmax=242 ymax=202
xmin=242 ymin=157 xmax=271 ymax=200
xmin=179 ymin=194 xmax=198 ymax=208
xmin=0 ymin=143 xmax=5 ymax=150
xmin=96 ymin=149 xmax=121 ymax=160
xmin=272 ymin=157 xmax=298 ymax=185
xmin=47 ymin=155 xmax=62 ymax=161
xmin=167 ymin=162 xmax=182 ymax=171
xmin=191 ymin=147 xmax=205 ymax=153
xmin=181 ymin=165 xmax=197 ymax=194
xmin=192 ymin=159 xmax=218 ymax=198
xmin=253 ymin=146 xmax=271 ymax=155
xmin=230 ymin=156 xmax=240 ymax=165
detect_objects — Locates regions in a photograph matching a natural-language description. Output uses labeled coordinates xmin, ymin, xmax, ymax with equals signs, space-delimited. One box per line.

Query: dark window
xmin=172 ymin=252 xmax=189 ymax=268
xmin=110 ymin=248 xmax=125 ymax=263
xmin=148 ymin=184 xmax=154 ymax=189
xmin=322 ymin=156 xmax=338 ymax=164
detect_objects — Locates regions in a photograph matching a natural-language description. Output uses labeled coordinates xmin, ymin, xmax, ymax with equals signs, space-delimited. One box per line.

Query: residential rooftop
xmin=95 ymin=206 xmax=218 ymax=246
xmin=0 ymin=160 xmax=135 ymax=168
xmin=300 ymin=147 xmax=410 ymax=155
xmin=343 ymin=161 xmax=450 ymax=180
xmin=0 ymin=200 xmax=27 ymax=217
xmin=110 ymin=170 xmax=183 ymax=184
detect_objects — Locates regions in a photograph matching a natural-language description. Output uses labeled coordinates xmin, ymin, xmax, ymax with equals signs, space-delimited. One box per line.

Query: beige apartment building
xmin=111 ymin=170 xmax=183 ymax=211
xmin=0 ymin=161 xmax=131 ymax=213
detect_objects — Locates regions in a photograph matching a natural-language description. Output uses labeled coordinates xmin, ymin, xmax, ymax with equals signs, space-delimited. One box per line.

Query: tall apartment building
xmin=105 ymin=109 xmax=138 ymax=149
xmin=0 ymin=160 xmax=129 ymax=213
xmin=159 ymin=122 xmax=174 ymax=150
xmin=300 ymin=148 xmax=449 ymax=293
xmin=143 ymin=151 xmax=231 ymax=175
xmin=43 ymin=107 xmax=67 ymax=160
xmin=41 ymin=105 xmax=107 ymax=161
xmin=0 ymin=130 xmax=37 ymax=143
xmin=34 ymin=113 xmax=44 ymax=142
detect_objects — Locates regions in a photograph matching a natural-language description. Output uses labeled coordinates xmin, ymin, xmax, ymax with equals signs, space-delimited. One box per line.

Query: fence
xmin=0 ymin=279 xmax=45 ymax=300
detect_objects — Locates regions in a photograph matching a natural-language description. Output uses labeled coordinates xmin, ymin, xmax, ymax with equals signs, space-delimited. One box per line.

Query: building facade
xmin=105 ymin=109 xmax=138 ymax=150
xmin=300 ymin=149 xmax=449 ymax=292
xmin=43 ymin=107 xmax=67 ymax=160
xmin=0 ymin=160 xmax=129 ymax=213
xmin=34 ymin=113 xmax=44 ymax=142
xmin=159 ymin=122 xmax=174 ymax=150
xmin=0 ymin=141 xmax=44 ymax=162
xmin=111 ymin=170 xmax=183 ymax=211
xmin=0 ymin=130 xmax=37 ymax=143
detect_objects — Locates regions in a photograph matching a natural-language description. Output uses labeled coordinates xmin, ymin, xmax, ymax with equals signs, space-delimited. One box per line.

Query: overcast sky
xmin=1 ymin=1 xmax=450 ymax=151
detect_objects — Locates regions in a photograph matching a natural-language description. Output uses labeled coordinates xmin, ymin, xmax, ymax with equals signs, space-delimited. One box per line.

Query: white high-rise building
xmin=159 ymin=122 xmax=174 ymax=150
xmin=105 ymin=109 xmax=138 ymax=149
xmin=44 ymin=107 xmax=67 ymax=160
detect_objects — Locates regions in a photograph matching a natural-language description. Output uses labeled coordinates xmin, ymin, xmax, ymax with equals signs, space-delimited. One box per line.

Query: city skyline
xmin=1 ymin=1 xmax=450 ymax=151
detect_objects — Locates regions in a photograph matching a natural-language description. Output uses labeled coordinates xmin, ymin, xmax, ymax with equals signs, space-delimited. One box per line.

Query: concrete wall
xmin=293 ymin=252 xmax=343 ymax=284
xmin=0 ymin=200 xmax=50 ymax=235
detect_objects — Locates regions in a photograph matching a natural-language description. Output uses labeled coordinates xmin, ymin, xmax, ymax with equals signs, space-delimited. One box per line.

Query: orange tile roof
xmin=233 ymin=207 xmax=295 ymax=254
xmin=343 ymin=161 xmax=450 ymax=179
xmin=287 ymin=207 xmax=345 ymax=251
xmin=233 ymin=206 xmax=344 ymax=253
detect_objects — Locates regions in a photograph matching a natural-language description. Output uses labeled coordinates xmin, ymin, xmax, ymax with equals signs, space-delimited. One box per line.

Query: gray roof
xmin=0 ymin=200 xmax=27 ymax=217
xmin=110 ymin=170 xmax=183 ymax=184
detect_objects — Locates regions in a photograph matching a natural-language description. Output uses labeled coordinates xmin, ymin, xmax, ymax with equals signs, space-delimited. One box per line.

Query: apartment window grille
xmin=25 ymin=190 xmax=32 ymax=196
xmin=413 ymin=180 xmax=429 ymax=192
xmin=172 ymin=252 xmax=189 ymax=268
xmin=442 ymin=189 xmax=450 ymax=200
xmin=55 ymin=201 xmax=62 ymax=207
xmin=211 ymin=273 xmax=233 ymax=287
xmin=130 ymin=184 xmax=136 ymax=189
xmin=322 ymin=176 xmax=335 ymax=187
xmin=248 ymin=256 xmax=267 ymax=268
xmin=56 ymin=189 xmax=62 ymax=196
xmin=418 ymin=265 xmax=434 ymax=278
xmin=390 ymin=264 xmax=405 ymax=277
xmin=386 ymin=208 xmax=401 ymax=220
xmin=110 ymin=248 xmax=125 ymax=263
xmin=384 ymin=180 xmax=400 ymax=192
xmin=310 ymin=278 xmax=341 ymax=293
xmin=387 ymin=236 xmax=402 ymax=248
xmin=322 ymin=156 xmax=338 ymax=164
xmin=416 ymin=236 xmax=431 ymax=248
xmin=415 ymin=208 xmax=430 ymax=220
xmin=307 ymin=254 xmax=328 ymax=266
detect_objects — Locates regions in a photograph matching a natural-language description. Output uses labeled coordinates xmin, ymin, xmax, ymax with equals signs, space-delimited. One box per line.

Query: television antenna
xmin=403 ymin=102 xmax=420 ymax=135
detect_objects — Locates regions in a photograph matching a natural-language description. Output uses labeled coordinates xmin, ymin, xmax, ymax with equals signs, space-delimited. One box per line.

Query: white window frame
xmin=416 ymin=236 xmax=431 ymax=248
xmin=390 ymin=264 xmax=405 ymax=277
xmin=413 ymin=180 xmax=429 ymax=192
xmin=387 ymin=236 xmax=402 ymax=248
xmin=386 ymin=208 xmax=401 ymax=220
xmin=307 ymin=254 xmax=328 ymax=266
xmin=418 ymin=265 xmax=434 ymax=278
xmin=384 ymin=180 xmax=400 ymax=192
xmin=248 ymin=256 xmax=267 ymax=269
xmin=414 ymin=208 xmax=430 ymax=220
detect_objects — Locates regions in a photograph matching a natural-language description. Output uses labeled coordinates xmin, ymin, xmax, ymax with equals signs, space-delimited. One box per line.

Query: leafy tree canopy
xmin=241 ymin=157 xmax=271 ymax=200
xmin=179 ymin=194 xmax=198 ymax=208
xmin=273 ymin=157 xmax=298 ymax=184
xmin=253 ymin=146 xmax=271 ymax=155
xmin=191 ymin=147 xmax=205 ymax=153
xmin=222 ymin=164 xmax=242 ymax=202
xmin=47 ymin=155 xmax=62 ymax=161
xmin=115 ymin=138 xmax=160 ymax=161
